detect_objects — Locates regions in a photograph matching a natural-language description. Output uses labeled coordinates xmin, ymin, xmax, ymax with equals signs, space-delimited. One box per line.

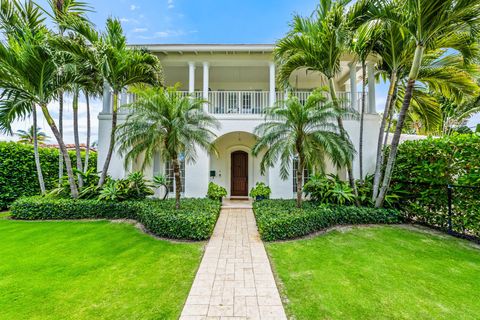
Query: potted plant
xmin=207 ymin=182 xmax=227 ymax=202
xmin=249 ymin=182 xmax=271 ymax=201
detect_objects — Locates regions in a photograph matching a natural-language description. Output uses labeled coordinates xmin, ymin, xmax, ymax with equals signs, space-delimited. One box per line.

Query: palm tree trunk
xmin=173 ymin=156 xmax=182 ymax=209
xmin=73 ymin=89 xmax=83 ymax=188
xmin=32 ymin=107 xmax=46 ymax=194
xmin=58 ymin=91 xmax=64 ymax=186
xmin=328 ymin=78 xmax=358 ymax=201
xmin=40 ymin=104 xmax=79 ymax=198
xmin=383 ymin=86 xmax=398 ymax=147
xmin=296 ymin=156 xmax=304 ymax=208
xmin=84 ymin=92 xmax=91 ymax=173
xmin=98 ymin=91 xmax=118 ymax=186
xmin=372 ymin=72 xmax=397 ymax=201
xmin=375 ymin=46 xmax=424 ymax=208
xmin=359 ymin=61 xmax=367 ymax=182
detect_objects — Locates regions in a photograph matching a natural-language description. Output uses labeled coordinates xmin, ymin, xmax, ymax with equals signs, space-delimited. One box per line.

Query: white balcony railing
xmin=208 ymin=91 xmax=270 ymax=115
xmin=118 ymin=90 xmax=365 ymax=115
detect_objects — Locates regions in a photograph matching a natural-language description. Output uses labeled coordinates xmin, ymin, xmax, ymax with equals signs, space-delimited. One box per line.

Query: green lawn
xmin=0 ymin=219 xmax=203 ymax=320
xmin=267 ymin=225 xmax=480 ymax=320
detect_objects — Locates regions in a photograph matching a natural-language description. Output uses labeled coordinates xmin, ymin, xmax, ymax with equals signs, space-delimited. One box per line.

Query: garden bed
xmin=11 ymin=197 xmax=221 ymax=241
xmin=253 ymin=200 xmax=402 ymax=241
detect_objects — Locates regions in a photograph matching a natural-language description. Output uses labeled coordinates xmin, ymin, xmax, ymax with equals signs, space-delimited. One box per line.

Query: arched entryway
xmin=231 ymin=151 xmax=248 ymax=196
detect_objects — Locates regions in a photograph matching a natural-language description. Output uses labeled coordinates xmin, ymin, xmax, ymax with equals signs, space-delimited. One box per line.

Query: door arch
xmin=230 ymin=151 xmax=248 ymax=196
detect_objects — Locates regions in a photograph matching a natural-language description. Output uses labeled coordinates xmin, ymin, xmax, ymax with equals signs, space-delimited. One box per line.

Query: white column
xmin=102 ymin=82 xmax=112 ymax=113
xmin=188 ymin=61 xmax=195 ymax=93
xmin=269 ymin=62 xmax=276 ymax=106
xmin=349 ymin=62 xmax=357 ymax=111
xmin=203 ymin=62 xmax=209 ymax=112
xmin=367 ymin=61 xmax=376 ymax=113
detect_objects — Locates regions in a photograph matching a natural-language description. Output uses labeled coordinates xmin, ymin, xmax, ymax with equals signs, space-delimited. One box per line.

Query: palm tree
xmin=16 ymin=125 xmax=50 ymax=144
xmin=350 ymin=21 xmax=380 ymax=181
xmin=116 ymin=86 xmax=219 ymax=209
xmin=49 ymin=18 xmax=103 ymax=177
xmin=252 ymin=90 xmax=356 ymax=208
xmin=45 ymin=0 xmax=91 ymax=186
xmin=0 ymin=0 xmax=48 ymax=195
xmin=372 ymin=31 xmax=479 ymax=200
xmin=275 ymin=0 xmax=360 ymax=197
xmin=96 ymin=18 xmax=162 ymax=186
xmin=0 ymin=2 xmax=81 ymax=198
xmin=372 ymin=0 xmax=480 ymax=207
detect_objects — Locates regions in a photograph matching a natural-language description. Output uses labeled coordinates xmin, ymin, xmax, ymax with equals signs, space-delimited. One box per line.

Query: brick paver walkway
xmin=180 ymin=204 xmax=287 ymax=319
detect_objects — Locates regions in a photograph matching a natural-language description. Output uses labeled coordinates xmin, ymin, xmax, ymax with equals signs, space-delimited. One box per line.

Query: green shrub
xmin=249 ymin=182 xmax=271 ymax=200
xmin=10 ymin=197 xmax=221 ymax=241
xmin=303 ymin=174 xmax=356 ymax=205
xmin=391 ymin=134 xmax=480 ymax=237
xmin=98 ymin=172 xmax=154 ymax=201
xmin=207 ymin=182 xmax=227 ymax=201
xmin=0 ymin=142 xmax=97 ymax=209
xmin=253 ymin=200 xmax=402 ymax=241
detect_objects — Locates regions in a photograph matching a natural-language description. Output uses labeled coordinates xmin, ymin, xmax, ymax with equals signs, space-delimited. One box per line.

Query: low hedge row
xmin=253 ymin=200 xmax=403 ymax=241
xmin=11 ymin=197 xmax=221 ymax=241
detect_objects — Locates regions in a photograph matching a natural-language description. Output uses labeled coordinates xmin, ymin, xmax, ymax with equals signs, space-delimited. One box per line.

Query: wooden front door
xmin=231 ymin=151 xmax=248 ymax=196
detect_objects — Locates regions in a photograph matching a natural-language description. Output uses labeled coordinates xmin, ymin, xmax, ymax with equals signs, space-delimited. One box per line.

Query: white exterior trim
xmin=97 ymin=43 xmax=381 ymax=199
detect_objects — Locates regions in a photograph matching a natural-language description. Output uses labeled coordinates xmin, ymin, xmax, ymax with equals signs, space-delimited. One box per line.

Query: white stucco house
xmin=97 ymin=44 xmax=380 ymax=199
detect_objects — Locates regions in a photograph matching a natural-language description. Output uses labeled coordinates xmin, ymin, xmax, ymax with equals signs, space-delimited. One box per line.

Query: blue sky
xmin=2 ymin=0 xmax=477 ymax=143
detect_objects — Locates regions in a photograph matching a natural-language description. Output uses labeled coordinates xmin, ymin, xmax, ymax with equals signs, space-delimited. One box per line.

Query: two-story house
xmin=98 ymin=44 xmax=380 ymax=199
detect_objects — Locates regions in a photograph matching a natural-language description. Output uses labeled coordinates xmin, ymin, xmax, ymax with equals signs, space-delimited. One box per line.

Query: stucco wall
xmin=97 ymin=114 xmax=381 ymax=199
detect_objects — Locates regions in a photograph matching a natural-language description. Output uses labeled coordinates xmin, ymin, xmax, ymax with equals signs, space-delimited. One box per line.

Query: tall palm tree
xmin=16 ymin=125 xmax=50 ymax=144
xmin=372 ymin=30 xmax=480 ymax=201
xmin=116 ymin=86 xmax=218 ymax=209
xmin=372 ymin=0 xmax=480 ymax=207
xmin=350 ymin=21 xmax=380 ymax=181
xmin=252 ymin=90 xmax=356 ymax=208
xmin=96 ymin=18 xmax=162 ymax=186
xmin=45 ymin=0 xmax=91 ymax=186
xmin=49 ymin=18 xmax=103 ymax=176
xmin=0 ymin=2 xmax=81 ymax=198
xmin=275 ymin=0 xmax=360 ymax=197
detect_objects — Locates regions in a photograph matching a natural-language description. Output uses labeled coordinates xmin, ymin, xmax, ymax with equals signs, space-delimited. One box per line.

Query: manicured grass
xmin=0 ymin=219 xmax=203 ymax=319
xmin=0 ymin=211 xmax=10 ymax=219
xmin=267 ymin=225 xmax=480 ymax=320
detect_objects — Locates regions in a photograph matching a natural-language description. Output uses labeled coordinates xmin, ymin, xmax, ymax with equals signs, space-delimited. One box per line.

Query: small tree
xmin=116 ymin=86 xmax=219 ymax=209
xmin=252 ymin=90 xmax=356 ymax=208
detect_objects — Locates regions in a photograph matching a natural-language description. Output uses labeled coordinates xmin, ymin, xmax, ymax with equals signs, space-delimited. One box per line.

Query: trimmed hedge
xmin=11 ymin=197 xmax=221 ymax=241
xmin=0 ymin=142 xmax=97 ymax=209
xmin=253 ymin=200 xmax=402 ymax=241
xmin=391 ymin=134 xmax=480 ymax=238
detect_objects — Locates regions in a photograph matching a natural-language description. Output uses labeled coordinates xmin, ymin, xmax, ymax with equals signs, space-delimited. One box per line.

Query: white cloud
xmin=138 ymin=29 xmax=195 ymax=39
xmin=130 ymin=4 xmax=139 ymax=11
xmin=132 ymin=27 xmax=148 ymax=33
xmin=167 ymin=0 xmax=174 ymax=9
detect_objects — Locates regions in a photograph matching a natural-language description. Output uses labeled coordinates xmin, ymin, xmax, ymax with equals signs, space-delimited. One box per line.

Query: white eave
xmin=128 ymin=43 xmax=275 ymax=55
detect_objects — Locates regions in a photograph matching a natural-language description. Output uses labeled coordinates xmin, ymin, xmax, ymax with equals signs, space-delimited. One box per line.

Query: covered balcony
xmin=102 ymin=45 xmax=378 ymax=118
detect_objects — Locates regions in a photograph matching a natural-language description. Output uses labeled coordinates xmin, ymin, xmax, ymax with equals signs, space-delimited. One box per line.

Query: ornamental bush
xmin=0 ymin=142 xmax=97 ymax=209
xmin=253 ymin=200 xmax=402 ymax=241
xmin=207 ymin=182 xmax=227 ymax=201
xmin=390 ymin=134 xmax=480 ymax=237
xmin=249 ymin=182 xmax=271 ymax=200
xmin=10 ymin=197 xmax=221 ymax=241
